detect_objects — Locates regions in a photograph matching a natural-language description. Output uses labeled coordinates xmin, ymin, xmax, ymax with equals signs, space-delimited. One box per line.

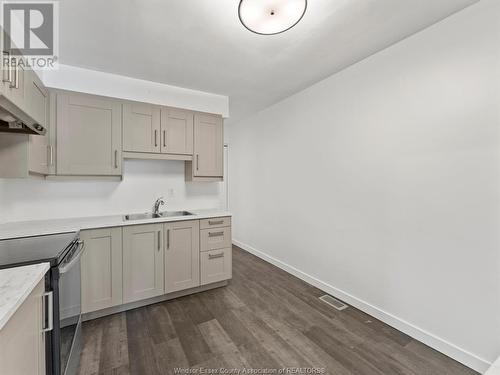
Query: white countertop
xmin=0 ymin=263 xmax=49 ymax=330
xmin=0 ymin=209 xmax=232 ymax=240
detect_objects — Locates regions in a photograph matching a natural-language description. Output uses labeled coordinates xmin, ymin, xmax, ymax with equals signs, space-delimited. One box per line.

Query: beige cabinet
xmin=81 ymin=228 xmax=123 ymax=314
xmin=56 ymin=92 xmax=122 ymax=176
xmin=0 ymin=279 xmax=46 ymax=375
xmin=164 ymin=220 xmax=200 ymax=293
xmin=2 ymin=55 xmax=26 ymax=112
xmin=25 ymin=70 xmax=49 ymax=128
xmin=28 ymin=74 xmax=50 ymax=176
xmin=123 ymin=102 xmax=161 ymax=153
xmin=186 ymin=113 xmax=223 ymax=180
xmin=201 ymin=248 xmax=232 ymax=285
xmin=160 ymin=108 xmax=193 ymax=155
xmin=0 ymin=72 xmax=51 ymax=178
xmin=200 ymin=226 xmax=232 ymax=252
xmin=123 ymin=224 xmax=164 ymax=303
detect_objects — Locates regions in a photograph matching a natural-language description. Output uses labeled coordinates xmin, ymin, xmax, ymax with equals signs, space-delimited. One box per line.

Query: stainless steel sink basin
xmin=123 ymin=211 xmax=193 ymax=221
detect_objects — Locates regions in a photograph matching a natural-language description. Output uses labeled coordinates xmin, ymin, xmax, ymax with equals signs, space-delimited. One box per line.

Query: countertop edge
xmin=0 ymin=210 xmax=232 ymax=240
xmin=0 ymin=262 xmax=50 ymax=330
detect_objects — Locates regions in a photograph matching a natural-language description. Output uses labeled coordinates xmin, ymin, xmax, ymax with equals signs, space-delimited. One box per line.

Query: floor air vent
xmin=319 ymin=295 xmax=348 ymax=311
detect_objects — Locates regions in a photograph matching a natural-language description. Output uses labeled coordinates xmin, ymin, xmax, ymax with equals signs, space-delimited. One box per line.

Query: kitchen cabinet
xmin=25 ymin=70 xmax=49 ymax=129
xmin=56 ymin=91 xmax=122 ymax=176
xmin=200 ymin=226 xmax=232 ymax=252
xmin=123 ymin=224 xmax=164 ymax=303
xmin=81 ymin=228 xmax=123 ymax=313
xmin=186 ymin=113 xmax=223 ymax=181
xmin=2 ymin=55 xmax=26 ymax=113
xmin=164 ymin=220 xmax=200 ymax=293
xmin=123 ymin=102 xmax=161 ymax=153
xmin=160 ymin=107 xmax=193 ymax=155
xmin=28 ymin=73 xmax=50 ymax=176
xmin=0 ymin=279 xmax=46 ymax=375
xmin=201 ymin=248 xmax=232 ymax=285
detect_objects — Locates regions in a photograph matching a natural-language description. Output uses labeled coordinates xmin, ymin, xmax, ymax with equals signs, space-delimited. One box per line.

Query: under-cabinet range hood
xmin=0 ymin=104 xmax=46 ymax=135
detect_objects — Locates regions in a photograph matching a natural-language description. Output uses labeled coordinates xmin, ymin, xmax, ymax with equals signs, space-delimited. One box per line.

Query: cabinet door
xmin=123 ymin=102 xmax=161 ymax=153
xmin=164 ymin=220 xmax=200 ymax=293
xmin=160 ymin=108 xmax=193 ymax=155
xmin=123 ymin=224 xmax=164 ymax=303
xmin=25 ymin=70 xmax=48 ymax=128
xmin=200 ymin=248 xmax=232 ymax=285
xmin=28 ymin=74 xmax=50 ymax=175
xmin=3 ymin=55 xmax=26 ymax=111
xmin=56 ymin=92 xmax=122 ymax=176
xmin=81 ymin=228 xmax=123 ymax=313
xmin=193 ymin=113 xmax=223 ymax=177
xmin=0 ymin=279 xmax=45 ymax=375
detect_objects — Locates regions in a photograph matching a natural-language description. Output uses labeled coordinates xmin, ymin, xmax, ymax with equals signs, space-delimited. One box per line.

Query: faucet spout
xmin=153 ymin=197 xmax=165 ymax=216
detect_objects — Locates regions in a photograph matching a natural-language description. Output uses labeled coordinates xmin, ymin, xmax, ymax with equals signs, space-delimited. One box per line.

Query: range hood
xmin=0 ymin=102 xmax=46 ymax=135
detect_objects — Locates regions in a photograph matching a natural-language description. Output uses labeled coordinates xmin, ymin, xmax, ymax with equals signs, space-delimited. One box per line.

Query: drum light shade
xmin=238 ymin=0 xmax=307 ymax=35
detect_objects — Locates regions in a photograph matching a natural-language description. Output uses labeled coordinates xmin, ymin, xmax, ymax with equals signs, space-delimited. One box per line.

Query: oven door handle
xmin=59 ymin=240 xmax=84 ymax=274
xmin=41 ymin=291 xmax=53 ymax=333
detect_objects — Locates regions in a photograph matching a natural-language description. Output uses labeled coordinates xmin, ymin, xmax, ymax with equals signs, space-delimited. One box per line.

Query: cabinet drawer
xmin=200 ymin=226 xmax=231 ymax=252
xmin=200 ymin=216 xmax=231 ymax=229
xmin=201 ymin=248 xmax=232 ymax=285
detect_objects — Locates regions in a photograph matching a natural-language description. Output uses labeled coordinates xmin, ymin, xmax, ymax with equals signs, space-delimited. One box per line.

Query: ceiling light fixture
xmin=238 ymin=0 xmax=307 ymax=35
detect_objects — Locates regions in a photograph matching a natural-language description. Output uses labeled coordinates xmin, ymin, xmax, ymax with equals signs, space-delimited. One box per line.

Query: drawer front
xmin=201 ymin=248 xmax=232 ymax=285
xmin=200 ymin=216 xmax=231 ymax=229
xmin=200 ymin=226 xmax=231 ymax=252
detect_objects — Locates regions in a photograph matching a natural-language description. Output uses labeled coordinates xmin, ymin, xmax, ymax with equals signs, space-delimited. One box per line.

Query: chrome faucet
xmin=153 ymin=197 xmax=165 ymax=216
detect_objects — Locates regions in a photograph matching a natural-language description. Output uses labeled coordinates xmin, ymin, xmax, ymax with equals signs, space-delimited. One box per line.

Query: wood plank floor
xmin=78 ymin=245 xmax=478 ymax=375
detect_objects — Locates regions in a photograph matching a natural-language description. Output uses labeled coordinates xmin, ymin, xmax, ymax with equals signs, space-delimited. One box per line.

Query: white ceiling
xmin=59 ymin=0 xmax=478 ymax=123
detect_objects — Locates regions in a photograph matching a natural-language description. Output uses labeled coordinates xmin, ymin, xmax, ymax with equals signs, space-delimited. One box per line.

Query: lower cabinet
xmin=81 ymin=228 xmax=123 ymax=314
xmin=0 ymin=279 xmax=45 ymax=375
xmin=79 ymin=217 xmax=232 ymax=317
xmin=201 ymin=248 xmax=232 ymax=285
xmin=123 ymin=224 xmax=164 ymax=303
xmin=164 ymin=220 xmax=200 ymax=293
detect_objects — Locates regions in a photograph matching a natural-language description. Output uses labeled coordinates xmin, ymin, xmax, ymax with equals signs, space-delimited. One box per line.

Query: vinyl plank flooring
xmin=165 ymin=299 xmax=214 ymax=366
xmin=78 ymin=245 xmax=479 ymax=375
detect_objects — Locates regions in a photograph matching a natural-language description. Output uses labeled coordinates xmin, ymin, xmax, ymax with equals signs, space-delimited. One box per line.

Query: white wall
xmin=0 ymin=159 xmax=225 ymax=223
xmin=227 ymin=0 xmax=500 ymax=372
xmin=42 ymin=64 xmax=229 ymax=117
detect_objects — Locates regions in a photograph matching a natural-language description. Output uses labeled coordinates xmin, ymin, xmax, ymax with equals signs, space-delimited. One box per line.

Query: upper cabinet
xmin=160 ymin=107 xmax=193 ymax=155
xmin=56 ymin=92 xmax=122 ymax=176
xmin=123 ymin=102 xmax=161 ymax=153
xmin=122 ymin=104 xmax=194 ymax=160
xmin=186 ymin=113 xmax=223 ymax=180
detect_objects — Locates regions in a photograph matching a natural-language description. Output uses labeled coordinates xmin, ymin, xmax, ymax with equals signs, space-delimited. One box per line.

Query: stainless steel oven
xmin=49 ymin=237 xmax=84 ymax=375
xmin=0 ymin=231 xmax=83 ymax=375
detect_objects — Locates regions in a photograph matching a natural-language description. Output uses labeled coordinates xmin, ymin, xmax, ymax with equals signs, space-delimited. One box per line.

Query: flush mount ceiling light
xmin=238 ymin=0 xmax=307 ymax=35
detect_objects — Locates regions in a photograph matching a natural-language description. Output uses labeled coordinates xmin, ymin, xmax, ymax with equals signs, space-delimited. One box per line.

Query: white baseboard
xmin=233 ymin=239 xmax=491 ymax=374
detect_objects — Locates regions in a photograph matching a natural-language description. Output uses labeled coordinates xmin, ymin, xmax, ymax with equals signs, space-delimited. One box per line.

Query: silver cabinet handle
xmin=154 ymin=130 xmax=158 ymax=147
xmin=209 ymin=220 xmax=224 ymax=226
xmin=208 ymin=231 xmax=224 ymax=238
xmin=10 ymin=57 xmax=18 ymax=89
xmin=166 ymin=229 xmax=170 ymax=250
xmin=157 ymin=231 xmax=161 ymax=251
xmin=196 ymin=154 xmax=199 ymax=171
xmin=2 ymin=51 xmax=11 ymax=83
xmin=41 ymin=291 xmax=53 ymax=333
xmin=209 ymin=252 xmax=225 ymax=260
xmin=49 ymin=145 xmax=54 ymax=166
xmin=163 ymin=130 xmax=166 ymax=148
xmin=114 ymin=150 xmax=118 ymax=168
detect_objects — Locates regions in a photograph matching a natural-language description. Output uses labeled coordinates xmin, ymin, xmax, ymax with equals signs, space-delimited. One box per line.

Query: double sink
xmin=123 ymin=211 xmax=194 ymax=221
